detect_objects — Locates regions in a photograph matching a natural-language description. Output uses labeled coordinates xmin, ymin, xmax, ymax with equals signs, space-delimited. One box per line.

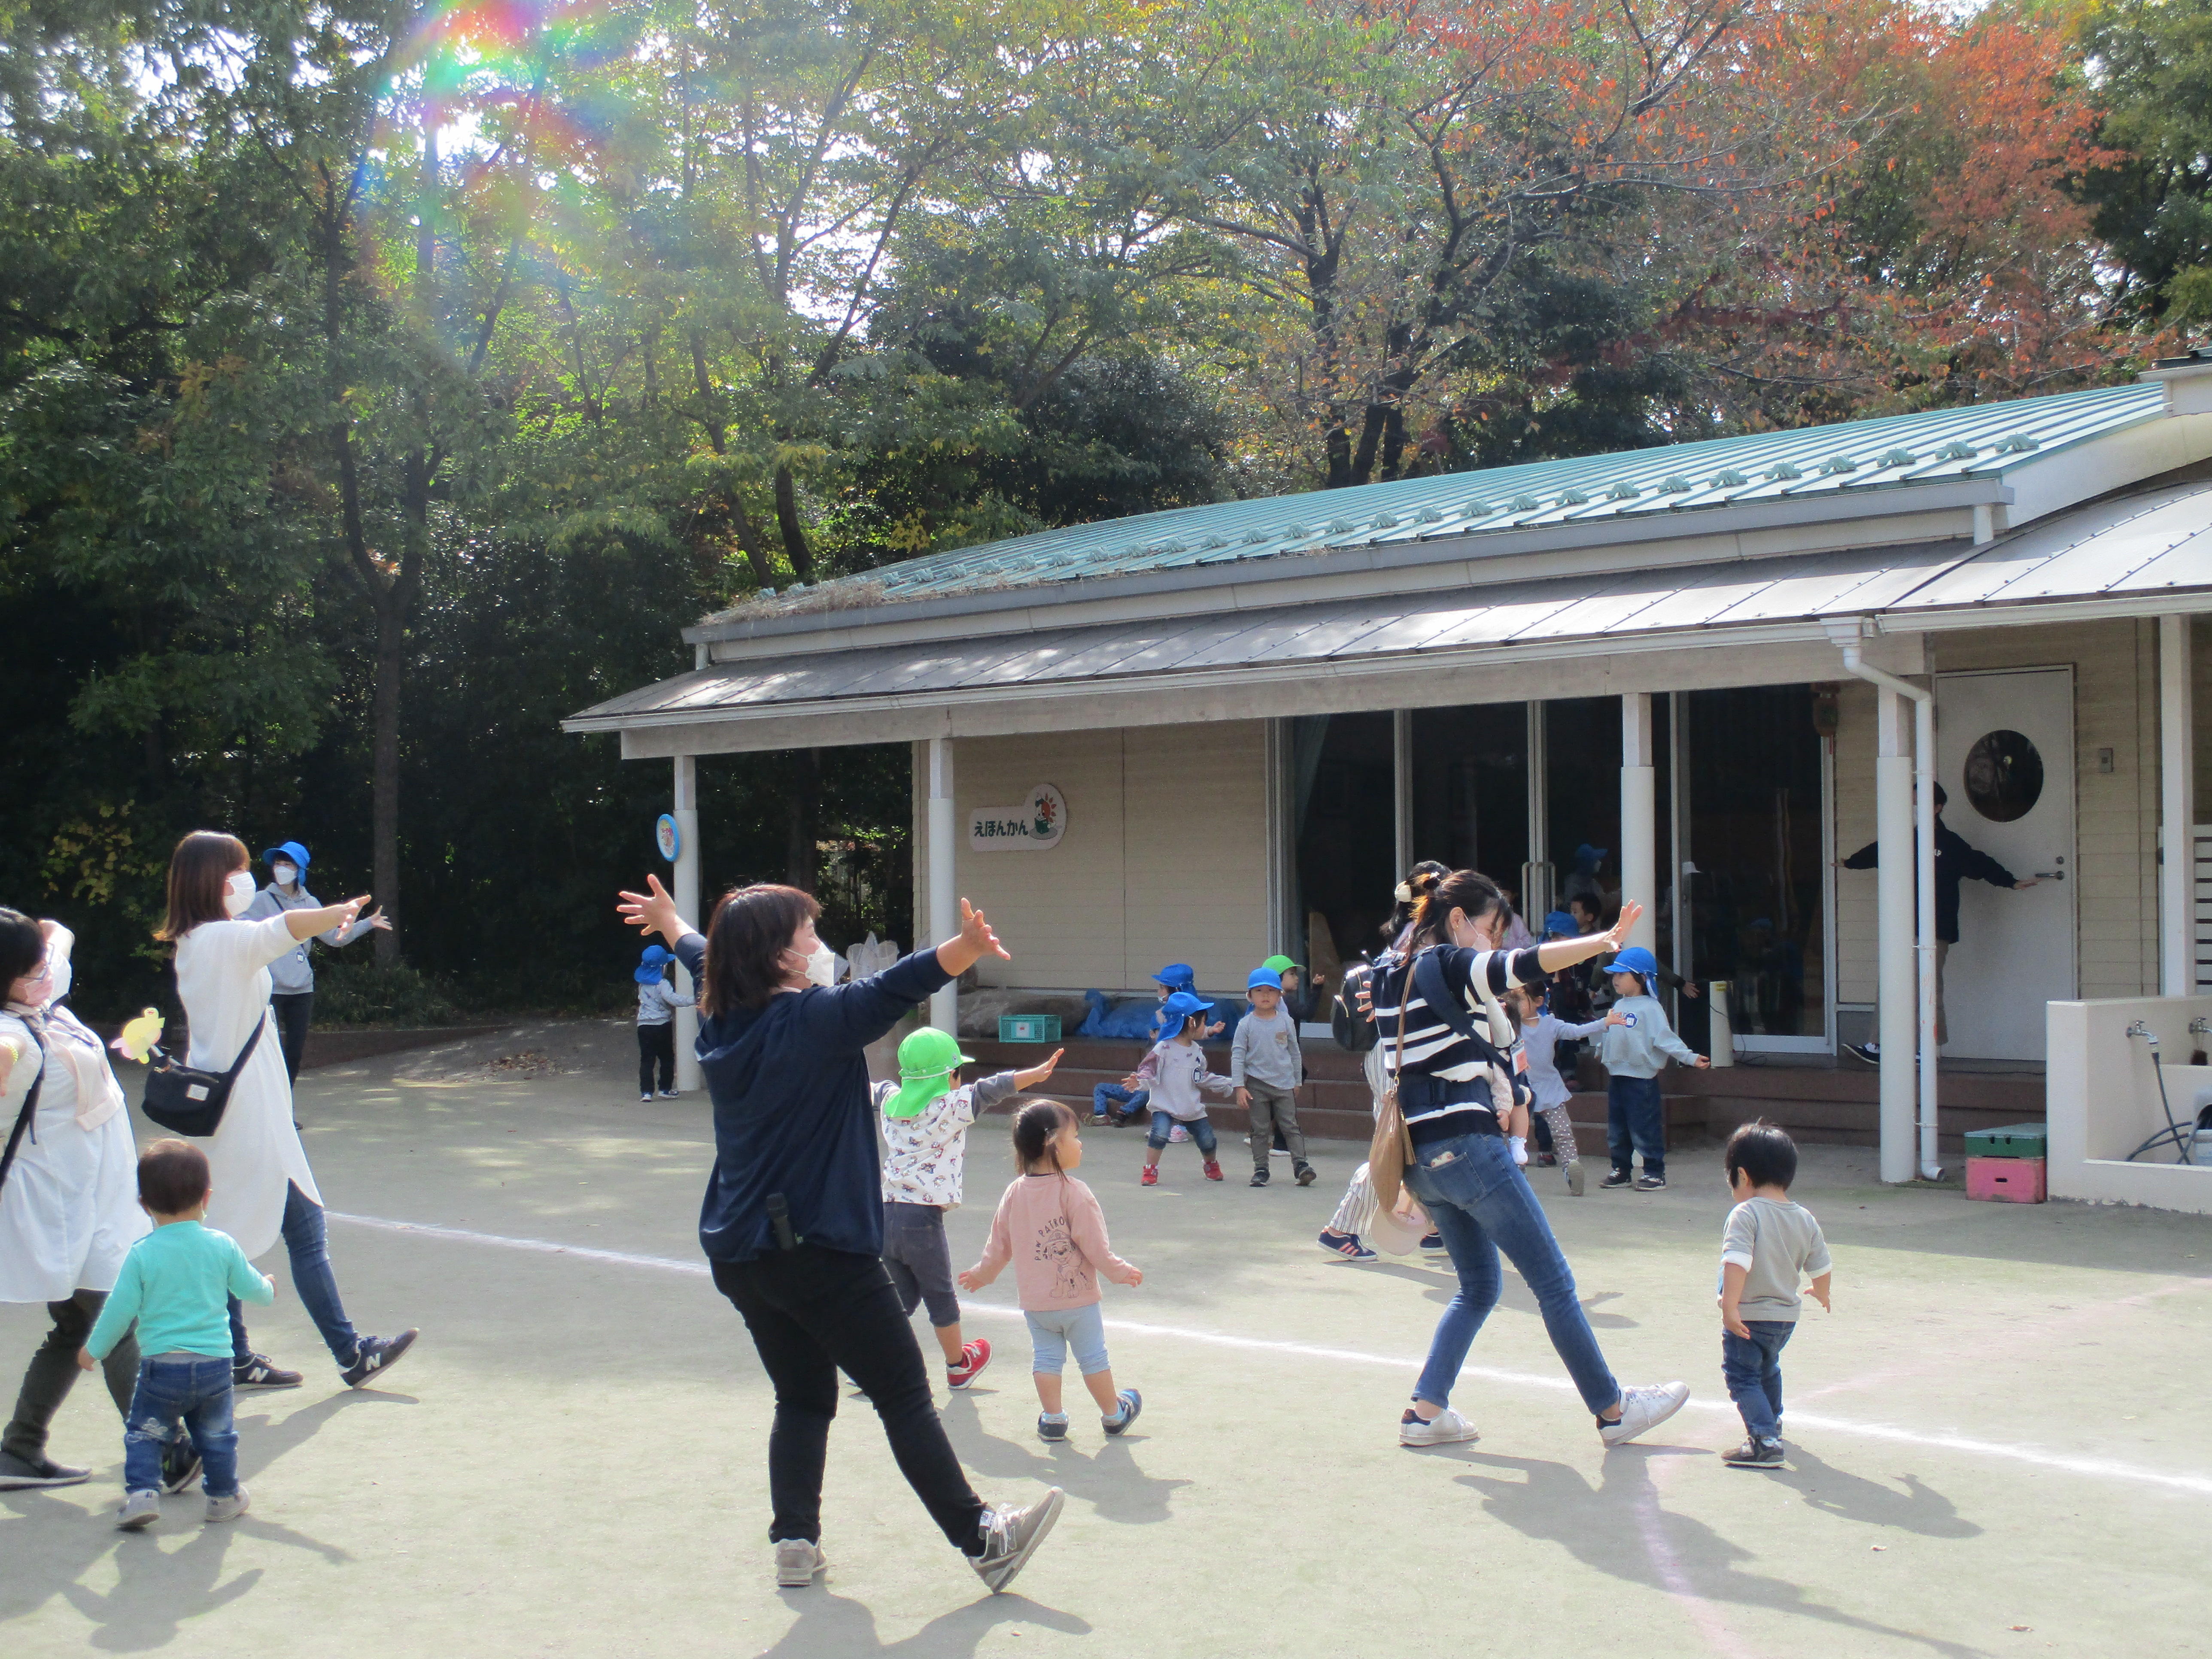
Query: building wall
xmin=912 ymin=721 xmax=1272 ymax=992
xmin=1834 ymin=618 xmax=2159 ymax=1005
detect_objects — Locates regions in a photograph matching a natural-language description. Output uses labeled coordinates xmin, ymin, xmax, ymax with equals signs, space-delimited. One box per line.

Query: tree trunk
xmin=786 ymin=747 xmax=822 ymax=892
xmin=774 ymin=463 xmax=811 ymax=582
xmin=371 ymin=605 xmax=404 ymax=965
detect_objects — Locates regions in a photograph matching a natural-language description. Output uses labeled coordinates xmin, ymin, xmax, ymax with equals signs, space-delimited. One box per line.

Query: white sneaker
xmin=639 ymin=1094 xmax=652 ymax=1103
xmin=971 ymin=1488 xmax=1064 ymax=1593
xmin=116 ymin=1489 xmax=160 ymax=1531
xmin=658 ymin=1090 xmax=681 ymax=1099
xmin=1601 ymin=1381 xmax=1691 ymax=1446
xmin=204 ymin=1486 xmax=249 ymax=1524
xmin=774 ymin=1537 xmax=825 ymax=1587
xmin=1399 ymin=1407 xmax=1479 ymax=1447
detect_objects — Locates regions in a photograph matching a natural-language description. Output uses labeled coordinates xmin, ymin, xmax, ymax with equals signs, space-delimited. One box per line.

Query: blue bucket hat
xmin=1574 ymin=843 xmax=1607 ymax=870
xmin=1155 ymin=990 xmax=1211 ymax=1034
xmin=1151 ymin=962 xmax=1196 ymax=993
xmin=262 ymin=840 xmax=311 ymax=872
xmin=1600 ymin=945 xmax=1659 ymax=982
xmin=1246 ymin=966 xmax=1283 ymax=992
xmin=636 ymin=943 xmax=673 ymax=984
xmin=1542 ymin=909 xmax=1577 ymax=938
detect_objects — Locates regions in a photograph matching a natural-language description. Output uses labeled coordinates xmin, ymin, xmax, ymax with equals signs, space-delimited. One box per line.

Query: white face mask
xmin=223 ymin=871 xmax=256 ymax=916
xmin=272 ymin=863 xmax=298 ymax=887
xmin=786 ymin=942 xmax=837 ymax=988
xmin=12 ymin=956 xmax=65 ymax=1010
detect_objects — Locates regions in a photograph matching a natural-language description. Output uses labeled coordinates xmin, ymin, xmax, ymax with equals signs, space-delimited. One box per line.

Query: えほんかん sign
xmin=968 ymin=784 xmax=1067 ymax=851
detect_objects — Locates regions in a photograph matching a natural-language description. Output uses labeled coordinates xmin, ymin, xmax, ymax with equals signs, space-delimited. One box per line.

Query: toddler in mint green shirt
xmin=81 ymin=1138 xmax=273 ymax=1528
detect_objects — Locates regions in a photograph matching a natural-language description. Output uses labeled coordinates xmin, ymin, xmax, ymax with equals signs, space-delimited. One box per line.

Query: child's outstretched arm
xmin=1067 ymin=1184 xmax=1142 ymax=1286
xmin=1647 ymin=1003 xmax=1711 ymax=1070
xmin=1010 ymin=1048 xmax=1063 ymax=1091
xmin=956 ymin=1194 xmax=1016 ymax=1292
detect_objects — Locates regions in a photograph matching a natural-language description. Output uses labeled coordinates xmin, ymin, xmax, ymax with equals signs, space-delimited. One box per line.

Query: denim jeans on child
xmin=1146 ymin=1110 xmax=1216 ymax=1155
xmin=1722 ymin=1319 xmax=1795 ymax=1440
xmin=124 ymin=1356 xmax=238 ymax=1497
xmin=227 ymin=1180 xmax=360 ymax=1367
xmin=1403 ymin=1131 xmax=1622 ymax=1417
xmin=1606 ymin=1074 xmax=1666 ymax=1178
xmin=1023 ymin=1303 xmax=1111 ymax=1376
xmin=1092 ymin=1082 xmax=1150 ymax=1121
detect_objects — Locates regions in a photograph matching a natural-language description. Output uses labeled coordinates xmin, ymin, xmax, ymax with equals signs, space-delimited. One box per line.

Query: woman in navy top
xmin=1371 ymin=868 xmax=1691 ymax=1452
xmin=618 ymin=874 xmax=1064 ymax=1595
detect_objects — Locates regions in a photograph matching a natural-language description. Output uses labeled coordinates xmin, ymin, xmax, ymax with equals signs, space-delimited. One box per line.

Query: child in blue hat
xmin=1092 ymin=963 xmax=1220 ymax=1127
xmin=1592 ymin=946 xmax=1709 ymax=1191
xmin=635 ymin=944 xmax=693 ymax=1100
xmin=1127 ymin=993 xmax=1236 ymax=1186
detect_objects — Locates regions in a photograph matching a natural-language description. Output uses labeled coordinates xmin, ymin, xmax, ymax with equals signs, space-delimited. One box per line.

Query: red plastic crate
xmin=1965 ymin=1155 xmax=2046 ymax=1203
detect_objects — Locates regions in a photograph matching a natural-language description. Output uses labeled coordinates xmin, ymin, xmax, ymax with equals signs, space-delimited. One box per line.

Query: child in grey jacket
xmin=1231 ymin=966 xmax=1313 ymax=1189
xmin=1594 ymin=947 xmax=1708 ymax=1191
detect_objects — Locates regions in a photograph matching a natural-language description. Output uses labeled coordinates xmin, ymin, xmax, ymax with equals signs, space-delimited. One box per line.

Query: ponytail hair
xmin=1410 ymin=868 xmax=1513 ymax=951
xmin=1382 ymin=860 xmax=1449 ymax=942
xmin=1011 ymin=1097 xmax=1075 ymax=1174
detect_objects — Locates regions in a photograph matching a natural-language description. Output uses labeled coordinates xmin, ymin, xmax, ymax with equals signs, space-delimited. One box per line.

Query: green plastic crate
xmin=998 ymin=1014 xmax=1061 ymax=1043
xmin=1963 ymin=1121 xmax=2047 ymax=1159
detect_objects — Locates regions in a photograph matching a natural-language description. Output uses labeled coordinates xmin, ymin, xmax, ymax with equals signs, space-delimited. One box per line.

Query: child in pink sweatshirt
xmin=960 ymin=1100 xmax=1145 ymax=1443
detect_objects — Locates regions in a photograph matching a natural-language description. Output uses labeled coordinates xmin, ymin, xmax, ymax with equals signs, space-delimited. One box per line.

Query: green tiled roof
xmin=718 ymin=382 xmax=2164 ymax=619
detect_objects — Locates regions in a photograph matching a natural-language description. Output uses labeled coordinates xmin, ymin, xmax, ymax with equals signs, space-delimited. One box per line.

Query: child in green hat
xmin=872 ymin=1029 xmax=1063 ymax=1389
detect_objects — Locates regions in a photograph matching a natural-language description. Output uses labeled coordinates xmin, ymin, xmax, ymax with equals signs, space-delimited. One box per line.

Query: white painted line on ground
xmin=331 ymin=1210 xmax=2212 ymax=1501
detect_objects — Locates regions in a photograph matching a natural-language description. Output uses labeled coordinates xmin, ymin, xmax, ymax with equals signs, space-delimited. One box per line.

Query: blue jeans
xmin=1722 ymin=1320 xmax=1795 ymax=1440
xmin=1606 ymin=1075 xmax=1666 ymax=1176
xmin=1093 ymin=1082 xmax=1149 ymax=1121
xmin=1403 ymin=1133 xmax=1621 ymax=1417
xmin=228 ymin=1180 xmax=360 ymax=1367
xmin=124 ymin=1357 xmax=238 ymax=1497
xmin=1145 ymin=1110 xmax=1216 ymax=1154
xmin=1024 ymin=1304 xmax=1111 ymax=1376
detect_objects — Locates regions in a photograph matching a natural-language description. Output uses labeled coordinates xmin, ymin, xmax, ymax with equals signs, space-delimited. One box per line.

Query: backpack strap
xmin=0 ymin=1022 xmax=49 ymax=1195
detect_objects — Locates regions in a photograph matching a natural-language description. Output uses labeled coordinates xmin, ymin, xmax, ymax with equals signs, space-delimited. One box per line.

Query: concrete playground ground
xmin=6 ymin=1022 xmax=2212 ymax=1659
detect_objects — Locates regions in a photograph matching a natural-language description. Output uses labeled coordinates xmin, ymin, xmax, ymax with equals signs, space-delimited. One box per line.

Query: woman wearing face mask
xmin=0 ymin=909 xmax=201 ymax=1491
xmin=1373 ymin=867 xmax=1691 ymax=1451
xmin=240 ymin=840 xmax=390 ymax=1090
xmin=617 ymin=874 xmax=1065 ymax=1595
xmin=161 ymin=832 xmax=418 ymax=1392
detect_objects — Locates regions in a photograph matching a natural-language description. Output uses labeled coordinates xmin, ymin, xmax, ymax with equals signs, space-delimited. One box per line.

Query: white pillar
xmin=2162 ymin=615 xmax=2194 ymax=996
xmin=927 ymin=736 xmax=957 ymax=1035
xmin=1875 ymin=689 xmax=1915 ymax=1183
xmin=1524 ymin=701 xmax=1550 ymax=920
xmin=672 ymin=755 xmax=702 ymax=1094
xmin=1392 ymin=709 xmax=1414 ymax=875
xmin=1621 ymin=693 xmax=1657 ymax=953
xmin=1913 ymin=692 xmax=1940 ymax=1179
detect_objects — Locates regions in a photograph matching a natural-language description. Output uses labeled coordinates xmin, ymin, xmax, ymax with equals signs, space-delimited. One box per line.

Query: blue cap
xmin=1155 ymin=990 xmax=1211 ymax=1032
xmin=262 ymin=840 xmax=311 ymax=872
xmin=1601 ymin=945 xmax=1659 ymax=981
xmin=635 ymin=943 xmax=674 ymax=984
xmin=1152 ymin=962 xmax=1196 ymax=992
xmin=1574 ymin=843 xmax=1607 ymax=870
xmin=1542 ymin=909 xmax=1576 ymax=938
xmin=1247 ymin=966 xmax=1283 ymax=992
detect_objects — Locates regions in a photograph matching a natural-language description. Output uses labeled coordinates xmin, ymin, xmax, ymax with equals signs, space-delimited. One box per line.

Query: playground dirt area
xmin=6 ymin=1021 xmax=2210 ymax=1658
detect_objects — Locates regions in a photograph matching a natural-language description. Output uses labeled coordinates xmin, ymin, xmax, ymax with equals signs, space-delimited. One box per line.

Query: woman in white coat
xmin=160 ymin=832 xmax=417 ymax=1391
xmin=0 ymin=912 xmax=194 ymax=1491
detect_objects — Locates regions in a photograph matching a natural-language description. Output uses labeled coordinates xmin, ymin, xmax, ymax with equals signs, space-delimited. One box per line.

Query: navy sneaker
xmin=342 ymin=1329 xmax=419 ymax=1389
xmin=1103 ymin=1389 xmax=1142 ymax=1436
xmin=1725 ymin=1437 xmax=1785 ymax=1469
xmin=1318 ymin=1229 xmax=1377 ymax=1261
xmin=160 ymin=1438 xmax=202 ymax=1495
xmin=233 ymin=1352 xmax=301 ymax=1390
xmin=1036 ymin=1413 xmax=1069 ymax=1443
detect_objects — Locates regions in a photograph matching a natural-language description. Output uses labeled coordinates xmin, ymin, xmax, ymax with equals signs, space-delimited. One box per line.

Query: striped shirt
xmin=1375 ymin=944 xmax=1548 ymax=1146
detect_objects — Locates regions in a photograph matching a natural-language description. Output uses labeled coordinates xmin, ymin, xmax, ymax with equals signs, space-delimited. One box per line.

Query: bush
xmin=310 ymin=960 xmax=461 ymax=1028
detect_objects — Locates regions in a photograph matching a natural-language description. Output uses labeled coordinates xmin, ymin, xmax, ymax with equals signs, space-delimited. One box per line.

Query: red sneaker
xmin=947 ymin=1339 xmax=992 ymax=1389
xmin=1203 ymin=1160 xmax=1224 ymax=1182
xmin=1141 ymin=1164 xmax=1159 ymax=1186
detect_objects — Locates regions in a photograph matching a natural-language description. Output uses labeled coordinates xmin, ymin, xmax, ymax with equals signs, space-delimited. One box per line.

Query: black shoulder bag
xmin=0 ymin=1024 xmax=48 ymax=1194
xmin=142 ymin=1012 xmax=266 ymax=1138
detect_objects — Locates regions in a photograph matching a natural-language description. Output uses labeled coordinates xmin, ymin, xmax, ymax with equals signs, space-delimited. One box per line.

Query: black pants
xmin=270 ymin=992 xmax=313 ymax=1088
xmin=3 ymin=1289 xmax=140 ymax=1463
xmin=711 ymin=1246 xmax=987 ymax=1552
xmin=638 ymin=1023 xmax=675 ymax=1095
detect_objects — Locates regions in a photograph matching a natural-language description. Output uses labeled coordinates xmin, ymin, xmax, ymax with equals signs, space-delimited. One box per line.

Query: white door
xmin=1933 ymin=668 xmax=2077 ymax=1060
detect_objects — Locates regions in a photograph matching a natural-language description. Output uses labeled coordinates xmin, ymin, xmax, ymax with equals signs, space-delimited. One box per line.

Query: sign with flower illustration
xmin=968 ymin=784 xmax=1068 ymax=851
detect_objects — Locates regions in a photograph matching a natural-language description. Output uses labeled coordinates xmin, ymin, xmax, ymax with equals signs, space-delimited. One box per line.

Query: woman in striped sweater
xmin=1373 ymin=868 xmax=1690 ymax=1450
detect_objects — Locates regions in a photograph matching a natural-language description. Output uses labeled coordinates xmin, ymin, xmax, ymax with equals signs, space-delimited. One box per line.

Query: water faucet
xmin=2127 ymin=1020 xmax=2160 ymax=1049
xmin=2191 ymin=1017 xmax=2212 ymax=1037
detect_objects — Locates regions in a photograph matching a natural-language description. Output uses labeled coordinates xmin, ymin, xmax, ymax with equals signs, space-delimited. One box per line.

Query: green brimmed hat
xmin=1261 ymin=954 xmax=1299 ymax=975
xmin=883 ymin=1026 xmax=974 ymax=1119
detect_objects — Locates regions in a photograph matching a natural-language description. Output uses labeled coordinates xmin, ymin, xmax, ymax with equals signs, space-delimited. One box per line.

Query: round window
xmin=1962 ymin=729 xmax=2045 ymax=823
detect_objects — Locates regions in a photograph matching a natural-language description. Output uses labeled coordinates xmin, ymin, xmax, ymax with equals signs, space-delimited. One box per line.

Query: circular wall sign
xmin=655 ymin=813 xmax=681 ymax=862
xmin=1962 ymin=729 xmax=2044 ymax=823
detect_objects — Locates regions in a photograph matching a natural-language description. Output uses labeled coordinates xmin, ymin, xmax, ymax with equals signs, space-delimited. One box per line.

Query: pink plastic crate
xmin=1965 ymin=1155 xmax=2046 ymax=1203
